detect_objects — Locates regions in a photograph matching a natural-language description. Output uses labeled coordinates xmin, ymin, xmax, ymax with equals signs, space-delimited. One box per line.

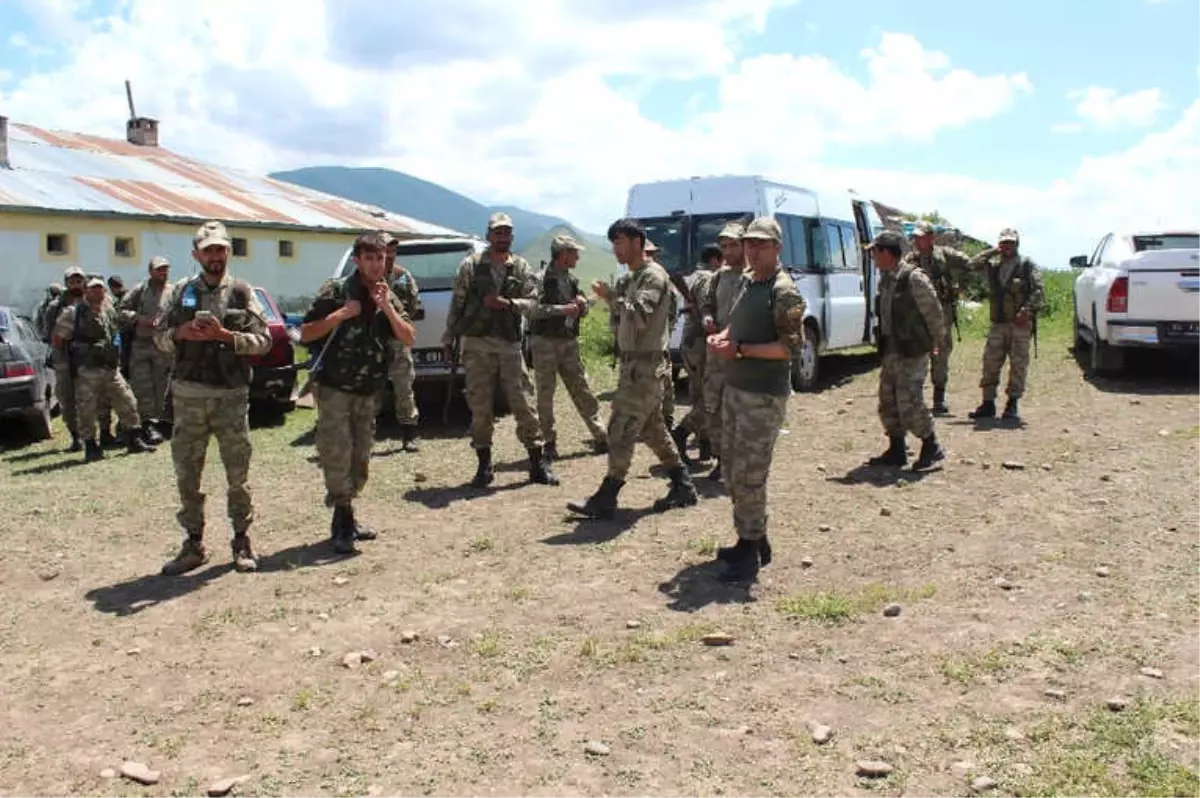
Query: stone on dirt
xmin=400 ymin=630 xmax=419 ymax=643
xmin=207 ymin=775 xmax=250 ymax=796
xmin=882 ymin=603 xmax=902 ymax=617
xmin=856 ymin=760 xmax=893 ymax=778
xmin=584 ymin=740 xmax=610 ymax=756
xmin=1139 ymin=666 xmax=1164 ymax=679
xmin=701 ymin=632 xmax=734 ymax=646
xmin=120 ymin=761 xmax=160 ymax=785
xmin=971 ymin=775 xmax=998 ymax=791
xmin=810 ymin=724 xmax=833 ymax=744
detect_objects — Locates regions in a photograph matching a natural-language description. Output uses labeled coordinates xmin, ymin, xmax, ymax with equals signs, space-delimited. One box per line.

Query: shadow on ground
xmin=657 ymin=560 xmax=757 ymax=613
xmin=1070 ymin=345 xmax=1200 ymax=397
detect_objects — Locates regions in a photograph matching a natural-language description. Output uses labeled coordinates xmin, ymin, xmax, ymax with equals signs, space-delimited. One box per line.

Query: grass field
xmin=0 ymin=268 xmax=1197 ymax=797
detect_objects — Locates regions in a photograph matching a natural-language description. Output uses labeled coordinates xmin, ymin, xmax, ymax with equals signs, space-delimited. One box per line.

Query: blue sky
xmin=0 ymin=0 xmax=1196 ymax=268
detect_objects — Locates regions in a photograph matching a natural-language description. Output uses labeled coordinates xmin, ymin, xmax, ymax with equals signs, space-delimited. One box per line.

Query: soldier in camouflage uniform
xmin=34 ymin=283 xmax=62 ymax=342
xmin=383 ymin=233 xmax=422 ymax=451
xmin=117 ymin=255 xmax=173 ymax=444
xmin=966 ymin=228 xmax=1044 ymax=424
xmin=44 ymin=266 xmax=87 ymax=451
xmin=442 ymin=212 xmax=556 ymax=488
xmin=906 ymin=221 xmax=972 ymax=414
xmin=302 ymin=233 xmax=417 ymax=554
xmin=707 ymin=218 xmax=808 ymax=583
xmin=154 ymin=221 xmax=273 ymax=576
xmin=52 ymin=278 xmax=155 ymax=462
xmin=568 ymin=218 xmax=698 ymax=520
xmin=864 ymin=230 xmax=947 ymax=471
xmin=697 ymin=222 xmax=747 ymax=481
xmin=645 ymin=239 xmax=678 ymax=429
xmin=529 ymin=233 xmax=607 ymax=459
xmin=672 ymin=243 xmax=722 ymax=462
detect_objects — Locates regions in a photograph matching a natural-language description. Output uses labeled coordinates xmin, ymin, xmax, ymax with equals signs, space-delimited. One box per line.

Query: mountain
xmin=269 ymin=166 xmax=612 ymax=257
xmin=518 ymin=224 xmax=619 ymax=288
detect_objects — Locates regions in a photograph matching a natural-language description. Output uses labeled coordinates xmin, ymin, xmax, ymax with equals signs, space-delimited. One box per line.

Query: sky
xmin=0 ymin=0 xmax=1197 ymax=269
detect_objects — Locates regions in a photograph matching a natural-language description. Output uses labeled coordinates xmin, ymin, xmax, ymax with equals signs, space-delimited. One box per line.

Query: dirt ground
xmin=1 ymin=334 xmax=1197 ymax=797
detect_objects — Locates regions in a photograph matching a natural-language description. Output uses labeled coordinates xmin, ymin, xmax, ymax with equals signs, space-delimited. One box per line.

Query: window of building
xmin=114 ymin=236 xmax=136 ymax=258
xmin=231 ymin=237 xmax=249 ymax=257
xmin=278 ymin=239 xmax=295 ymax=258
xmin=45 ymin=233 xmax=70 ymax=256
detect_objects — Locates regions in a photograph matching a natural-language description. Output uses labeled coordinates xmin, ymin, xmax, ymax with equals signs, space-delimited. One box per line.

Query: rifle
xmin=443 ymin=337 xmax=460 ymax=423
xmin=1032 ymin=315 xmax=1038 ymax=359
xmin=296 ymin=326 xmax=340 ymax=399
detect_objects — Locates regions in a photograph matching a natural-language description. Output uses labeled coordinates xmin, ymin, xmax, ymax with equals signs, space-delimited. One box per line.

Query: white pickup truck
xmin=1071 ymin=229 xmax=1200 ymax=374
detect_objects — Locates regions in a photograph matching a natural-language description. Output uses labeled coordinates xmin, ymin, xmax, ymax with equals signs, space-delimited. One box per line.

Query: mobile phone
xmin=195 ymin=310 xmax=214 ymax=324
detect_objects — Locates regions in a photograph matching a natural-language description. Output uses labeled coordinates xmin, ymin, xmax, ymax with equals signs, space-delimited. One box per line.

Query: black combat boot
xmin=141 ymin=419 xmax=164 ymax=445
xmin=706 ymin=459 xmax=722 ymax=481
xmin=67 ymin=435 xmax=82 ymax=453
xmin=717 ymin=533 xmax=772 ymax=567
xmin=528 ymin=446 xmax=559 ymax=485
xmin=1002 ymin=397 xmax=1021 ymax=422
xmin=125 ymin=428 xmax=154 ymax=453
xmin=156 ymin=419 xmax=173 ymax=440
xmin=230 ymin=533 xmax=258 ymax=572
xmin=652 ymin=465 xmax=699 ymax=513
xmin=84 ymin=439 xmax=104 ymax=462
xmin=347 ymin=505 xmax=377 ymax=541
xmin=932 ymin=385 xmax=949 ymax=415
xmin=400 ymin=425 xmax=420 ymax=452
xmin=99 ymin=427 xmax=117 ymax=447
xmin=543 ymin=441 xmax=559 ymax=461
xmin=968 ymin=399 xmax=996 ymax=420
xmin=330 ymin=505 xmax=357 ymax=555
xmin=671 ymin=425 xmax=690 ymax=460
xmin=697 ymin=437 xmax=713 ymax=462
xmin=912 ymin=433 xmax=946 ymax=471
xmin=720 ymin=537 xmax=763 ymax=583
xmin=868 ymin=435 xmax=907 ymax=467
xmin=471 ymin=447 xmax=494 ymax=488
xmin=566 ymin=477 xmax=624 ymax=519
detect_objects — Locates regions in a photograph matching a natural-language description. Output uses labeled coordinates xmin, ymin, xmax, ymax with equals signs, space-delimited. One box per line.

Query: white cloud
xmin=1068 ymin=86 xmax=1166 ymax=128
xmin=0 ymin=0 xmax=1195 ymax=272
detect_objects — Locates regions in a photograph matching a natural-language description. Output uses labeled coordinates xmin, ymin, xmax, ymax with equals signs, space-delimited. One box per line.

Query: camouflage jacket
xmin=903 ymin=245 xmax=970 ymax=307
xmin=389 ymin=266 xmax=420 ymax=319
xmin=878 ymin=263 xmax=945 ymax=357
xmin=304 ymin=272 xmax=408 ymax=396
xmin=443 ymin=249 xmax=537 ymax=348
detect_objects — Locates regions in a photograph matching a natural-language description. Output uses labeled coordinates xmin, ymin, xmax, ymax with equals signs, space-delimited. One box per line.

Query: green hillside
xmin=520 ymin=224 xmax=620 ymax=288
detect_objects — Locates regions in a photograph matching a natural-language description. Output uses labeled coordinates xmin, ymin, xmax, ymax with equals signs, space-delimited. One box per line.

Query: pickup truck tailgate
xmin=1125 ymin=249 xmax=1200 ymax=323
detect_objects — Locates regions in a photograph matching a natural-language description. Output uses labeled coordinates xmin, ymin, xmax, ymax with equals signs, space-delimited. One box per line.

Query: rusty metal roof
xmin=0 ymin=121 xmax=470 ymax=239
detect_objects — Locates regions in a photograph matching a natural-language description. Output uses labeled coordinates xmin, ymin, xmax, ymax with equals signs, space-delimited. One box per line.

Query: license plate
xmin=413 ymin=348 xmax=445 ymax=365
xmin=1164 ymin=322 xmax=1199 ymax=337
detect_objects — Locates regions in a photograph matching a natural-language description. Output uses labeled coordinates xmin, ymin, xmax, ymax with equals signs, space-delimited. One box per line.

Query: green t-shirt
xmin=726 ymin=276 xmax=792 ymax=396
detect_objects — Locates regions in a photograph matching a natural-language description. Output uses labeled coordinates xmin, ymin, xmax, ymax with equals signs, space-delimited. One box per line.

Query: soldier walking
xmin=383 ymin=233 xmax=422 ymax=451
xmin=301 ymin=233 xmax=417 ymax=554
xmin=43 ymin=266 xmax=87 ymax=452
xmin=698 ymin=222 xmax=748 ymax=481
xmin=567 ymin=219 xmax=698 ymax=519
xmin=865 ymin=230 xmax=947 ymax=471
xmin=706 ymin=217 xmax=808 ymax=583
xmin=906 ymin=221 xmax=971 ymax=414
xmin=966 ymin=228 xmax=1044 ymax=424
xmin=52 ymin=278 xmax=155 ymax=461
xmin=672 ymin=243 xmax=721 ymax=462
xmin=154 ymin=221 xmax=273 ymax=576
xmin=645 ymin=239 xmax=678 ymax=430
xmin=441 ymin=212 xmax=557 ymax=488
xmin=33 ymin=283 xmax=62 ymax=342
xmin=529 ymin=233 xmax=607 ymax=460
xmin=118 ymin=256 xmax=173 ymax=443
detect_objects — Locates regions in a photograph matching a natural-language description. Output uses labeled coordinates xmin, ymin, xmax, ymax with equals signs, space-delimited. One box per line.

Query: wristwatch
xmin=735 ymin=343 xmax=745 ymax=360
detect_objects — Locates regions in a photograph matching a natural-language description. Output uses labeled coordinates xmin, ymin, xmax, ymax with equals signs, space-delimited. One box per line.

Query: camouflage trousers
xmin=315 ymin=384 xmax=376 ymax=507
xmin=931 ymin=302 xmax=955 ymax=388
xmin=170 ymin=387 xmax=254 ymax=536
xmin=530 ymin=336 xmax=606 ymax=446
xmin=678 ymin=337 xmax=707 ymax=436
xmin=129 ymin=340 xmax=171 ymax=422
xmin=462 ymin=346 xmax=543 ymax=450
xmin=607 ymin=357 xmax=681 ymax=481
xmin=702 ymin=352 xmax=728 ymax=458
xmin=76 ymin=366 xmax=140 ymax=440
xmin=661 ymin=352 xmax=675 ymax=424
xmin=721 ymin=384 xmax=789 ymax=541
xmin=388 ymin=340 xmax=419 ymax=426
xmin=55 ymin=363 xmax=112 ymax=438
xmin=980 ymin=322 xmax=1032 ymax=400
xmin=878 ymin=352 xmax=933 ymax=439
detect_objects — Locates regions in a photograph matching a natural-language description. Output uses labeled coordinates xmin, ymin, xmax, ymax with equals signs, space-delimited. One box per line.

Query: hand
xmin=591 ymin=280 xmax=610 ymax=301
xmin=562 ymin=303 xmax=582 ymax=319
xmin=338 ymin=299 xmax=362 ymax=321
xmin=483 ymin=293 xmax=512 ymax=311
xmin=574 ymin=296 xmax=588 ymax=309
xmin=370 ymin=281 xmax=391 ymax=309
xmin=1014 ymin=308 xmax=1031 ymax=327
xmin=932 ymin=346 xmax=940 ymax=357
xmin=175 ymin=319 xmax=209 ymax=342
xmin=442 ymin=344 xmax=455 ymax=363
xmin=137 ymin=315 xmax=156 ymax=330
xmin=708 ymin=335 xmax=735 ymax=360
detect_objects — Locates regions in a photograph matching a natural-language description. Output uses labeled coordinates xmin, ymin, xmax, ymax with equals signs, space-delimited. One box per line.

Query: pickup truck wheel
xmin=790 ymin=323 xmax=820 ymax=392
xmin=1089 ymin=309 xmax=1125 ymax=375
xmin=1072 ymin=297 xmax=1084 ymax=350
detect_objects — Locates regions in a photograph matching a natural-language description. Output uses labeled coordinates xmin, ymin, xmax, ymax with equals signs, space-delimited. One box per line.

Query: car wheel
xmin=28 ymin=402 xmax=54 ymax=442
xmin=790 ymin=324 xmax=820 ymax=392
xmin=1089 ymin=308 xmax=1125 ymax=376
xmin=1072 ymin=296 xmax=1083 ymax=351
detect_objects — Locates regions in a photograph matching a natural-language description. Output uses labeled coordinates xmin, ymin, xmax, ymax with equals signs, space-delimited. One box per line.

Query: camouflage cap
xmin=644 ymin=239 xmax=660 ymax=253
xmin=911 ymin=220 xmax=935 ymax=237
xmin=741 ymin=217 xmax=783 ymax=243
xmin=550 ymin=233 xmax=584 ymax=254
xmin=998 ymin=227 xmax=1020 ymax=243
xmin=86 ymin=277 xmax=105 ymax=289
xmin=378 ymin=231 xmax=397 ymax=246
xmin=149 ymin=255 xmax=170 ymax=269
xmin=48 ymin=282 xmax=63 ymax=293
xmin=194 ymin=220 xmax=231 ymax=249
xmin=865 ymin=230 xmax=908 ymax=251
xmin=107 ymin=275 xmax=124 ymax=289
xmin=63 ymin=265 xmax=85 ymax=281
xmin=487 ymin=212 xmax=513 ymax=231
xmin=717 ymin=222 xmax=745 ymax=240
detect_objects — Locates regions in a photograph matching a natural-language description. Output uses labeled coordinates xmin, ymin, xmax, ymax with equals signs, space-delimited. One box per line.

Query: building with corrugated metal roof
xmin=0 ymin=112 xmax=470 ymax=313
